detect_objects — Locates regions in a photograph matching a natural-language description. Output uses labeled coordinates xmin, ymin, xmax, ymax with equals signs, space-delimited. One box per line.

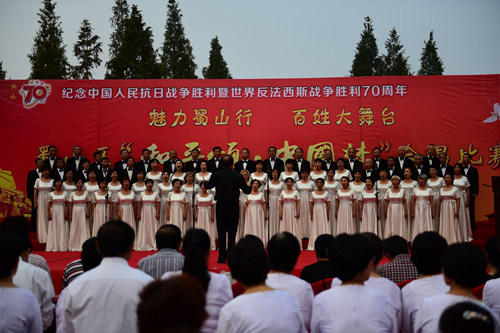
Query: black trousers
xmin=469 ymin=195 xmax=476 ymax=230
xmin=216 ymin=200 xmax=239 ymax=261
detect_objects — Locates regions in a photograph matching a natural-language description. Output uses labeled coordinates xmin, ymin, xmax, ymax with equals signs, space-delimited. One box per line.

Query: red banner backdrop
xmin=0 ymin=75 xmax=499 ymax=219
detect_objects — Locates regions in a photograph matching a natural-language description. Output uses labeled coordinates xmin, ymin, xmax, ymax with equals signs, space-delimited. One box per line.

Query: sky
xmin=0 ymin=0 xmax=499 ymax=79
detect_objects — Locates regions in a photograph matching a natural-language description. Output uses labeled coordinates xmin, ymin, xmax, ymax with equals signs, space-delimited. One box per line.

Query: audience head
xmin=328 ymin=234 xmax=373 ymax=282
xmin=0 ymin=232 xmax=21 ymax=279
xmin=439 ymin=301 xmax=496 ymax=333
xmin=137 ymin=276 xmax=207 ymax=333
xmin=362 ymin=233 xmax=383 ymax=265
xmin=485 ymin=238 xmax=500 ymax=270
xmin=81 ymin=237 xmax=102 ymax=272
xmin=442 ymin=243 xmax=486 ymax=288
xmin=314 ymin=234 xmax=335 ymax=260
xmin=382 ymin=235 xmax=408 ymax=260
xmin=229 ymin=237 xmax=269 ymax=287
xmin=182 ymin=229 xmax=211 ymax=292
xmin=156 ymin=225 xmax=182 ymax=251
xmin=97 ymin=220 xmax=135 ymax=259
xmin=267 ymin=232 xmax=301 ymax=273
xmin=0 ymin=215 xmax=30 ymax=237
xmin=411 ymin=231 xmax=447 ymax=275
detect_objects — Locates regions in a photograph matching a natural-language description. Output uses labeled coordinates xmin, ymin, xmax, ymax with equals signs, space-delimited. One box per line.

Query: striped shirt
xmin=137 ymin=249 xmax=184 ymax=279
xmin=61 ymin=259 xmax=84 ymax=290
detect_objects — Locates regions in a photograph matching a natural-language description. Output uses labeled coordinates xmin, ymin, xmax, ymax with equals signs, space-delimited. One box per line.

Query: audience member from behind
xmin=402 ymin=231 xmax=448 ymax=333
xmin=162 ymin=228 xmax=232 ymax=333
xmin=377 ymin=235 xmax=420 ymax=283
xmin=138 ymin=224 xmax=184 ymax=279
xmin=311 ymin=234 xmax=397 ymax=333
xmin=414 ymin=243 xmax=499 ymax=333
xmin=483 ymin=238 xmax=500 ymax=317
xmin=61 ymin=237 xmax=102 ymax=289
xmin=217 ymin=237 xmax=306 ymax=333
xmin=0 ymin=216 xmax=50 ymax=273
xmin=266 ymin=232 xmax=314 ymax=330
xmin=0 ymin=232 xmax=43 ymax=333
xmin=56 ymin=220 xmax=154 ymax=333
xmin=440 ymin=301 xmax=497 ymax=333
xmin=138 ymin=275 xmax=207 ymax=333
xmin=2 ymin=224 xmax=55 ymax=331
xmin=300 ymin=234 xmax=335 ymax=283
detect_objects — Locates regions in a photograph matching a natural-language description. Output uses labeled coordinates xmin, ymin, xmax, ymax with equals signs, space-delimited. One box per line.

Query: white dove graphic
xmin=483 ymin=102 xmax=500 ymax=123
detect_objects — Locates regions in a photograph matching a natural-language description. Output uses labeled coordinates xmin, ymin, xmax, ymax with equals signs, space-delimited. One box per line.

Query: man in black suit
xmin=463 ymin=153 xmax=479 ymax=230
xmin=185 ymin=148 xmax=203 ymax=173
xmin=412 ymin=154 xmax=429 ymax=180
xmin=372 ymin=147 xmax=388 ymax=171
xmin=386 ymin=156 xmax=402 ymax=179
xmin=27 ymin=158 xmax=44 ymax=231
xmin=113 ymin=149 xmax=129 ymax=178
xmin=135 ymin=148 xmax=152 ymax=176
xmin=122 ymin=157 xmax=138 ymax=184
xmin=362 ymin=158 xmax=379 ymax=182
xmin=262 ymin=146 xmax=285 ymax=177
xmin=234 ymin=148 xmax=256 ymax=174
xmin=292 ymin=147 xmax=311 ymax=174
xmin=43 ymin=145 xmax=58 ymax=171
xmin=321 ymin=149 xmax=336 ymax=171
xmin=163 ymin=149 xmax=180 ymax=174
xmin=207 ymin=146 xmax=223 ymax=173
xmin=97 ymin=157 xmax=113 ymax=182
xmin=395 ymin=146 xmax=414 ymax=175
xmin=66 ymin=145 xmax=88 ymax=175
xmin=90 ymin=151 xmax=103 ymax=174
xmin=423 ymin=144 xmax=440 ymax=170
xmin=437 ymin=153 xmax=454 ymax=178
xmin=205 ymin=155 xmax=251 ymax=263
xmin=50 ymin=158 xmax=67 ymax=181
xmin=345 ymin=147 xmax=363 ymax=175
xmin=77 ymin=160 xmax=91 ymax=182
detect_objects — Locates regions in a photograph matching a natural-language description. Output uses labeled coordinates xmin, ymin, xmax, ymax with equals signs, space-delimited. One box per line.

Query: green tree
xmin=105 ymin=5 xmax=161 ymax=79
xmin=381 ymin=28 xmax=412 ymax=75
xmin=28 ymin=0 xmax=69 ymax=79
xmin=161 ymin=0 xmax=197 ymax=79
xmin=105 ymin=0 xmax=129 ymax=79
xmin=350 ymin=17 xmax=382 ymax=76
xmin=418 ymin=31 xmax=444 ymax=75
xmin=72 ymin=19 xmax=102 ymax=79
xmin=0 ymin=61 xmax=6 ymax=79
xmin=202 ymin=36 xmax=232 ymax=79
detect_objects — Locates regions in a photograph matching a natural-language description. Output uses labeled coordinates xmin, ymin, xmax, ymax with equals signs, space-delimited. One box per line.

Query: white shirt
xmin=483 ymin=278 xmax=500 ymax=317
xmin=401 ymin=274 xmax=449 ymax=333
xmin=266 ymin=272 xmax=314 ymax=330
xmin=56 ymin=257 xmax=153 ymax=333
xmin=217 ymin=290 xmax=306 ymax=333
xmin=163 ymin=271 xmax=233 ymax=333
xmin=311 ymin=284 xmax=397 ymax=333
xmin=0 ymin=287 xmax=42 ymax=333
xmin=13 ymin=258 xmax=55 ymax=330
xmin=414 ymin=293 xmax=500 ymax=333
xmin=365 ymin=276 xmax=403 ymax=330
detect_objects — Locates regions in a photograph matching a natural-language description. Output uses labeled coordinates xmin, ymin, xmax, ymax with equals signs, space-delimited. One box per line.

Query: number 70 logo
xmin=19 ymin=80 xmax=51 ymax=109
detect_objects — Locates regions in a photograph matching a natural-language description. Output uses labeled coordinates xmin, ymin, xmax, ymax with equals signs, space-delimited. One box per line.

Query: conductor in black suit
xmin=345 ymin=147 xmax=363 ymax=175
xmin=437 ymin=153 xmax=454 ymax=178
xmin=27 ymin=158 xmax=44 ymax=231
xmin=205 ymin=155 xmax=251 ymax=263
xmin=372 ymin=147 xmax=388 ymax=171
xmin=262 ymin=146 xmax=285 ymax=177
xmin=207 ymin=146 xmax=223 ymax=173
xmin=185 ymin=148 xmax=203 ymax=173
xmin=463 ymin=153 xmax=479 ymax=230
xmin=292 ymin=147 xmax=311 ymax=174
xmin=43 ymin=145 xmax=58 ymax=171
xmin=394 ymin=146 xmax=414 ymax=175
xmin=66 ymin=145 xmax=88 ymax=175
xmin=234 ymin=148 xmax=256 ymax=174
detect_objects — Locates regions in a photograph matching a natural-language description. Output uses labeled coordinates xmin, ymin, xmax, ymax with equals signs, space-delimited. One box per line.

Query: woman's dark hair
xmin=314 ymin=158 xmax=322 ymax=164
xmin=340 ymin=176 xmax=350 ymax=183
xmin=485 ymin=238 xmax=500 ymax=269
xmin=145 ymin=179 xmax=154 ymax=186
xmin=251 ymin=179 xmax=261 ymax=188
xmin=255 ymin=159 xmax=263 ymax=166
xmin=439 ymin=301 xmax=495 ymax=333
xmin=411 ymin=231 xmax=447 ymax=275
xmin=361 ymin=232 xmax=383 ymax=265
xmin=284 ymin=177 xmax=295 ymax=183
xmin=150 ymin=158 xmax=159 ymax=164
xmin=172 ymin=179 xmax=183 ymax=187
xmin=328 ymin=233 xmax=372 ymax=281
xmin=353 ymin=169 xmax=363 ymax=176
xmin=229 ymin=237 xmax=269 ymax=286
xmin=454 ymin=163 xmax=464 ymax=175
xmin=0 ymin=232 xmax=21 ymax=279
xmin=81 ymin=237 xmax=102 ymax=271
xmin=182 ymin=229 xmax=211 ymax=292
xmin=285 ymin=159 xmax=294 ymax=165
xmin=442 ymin=243 xmax=486 ymax=288
xmin=315 ymin=178 xmax=325 ymax=185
